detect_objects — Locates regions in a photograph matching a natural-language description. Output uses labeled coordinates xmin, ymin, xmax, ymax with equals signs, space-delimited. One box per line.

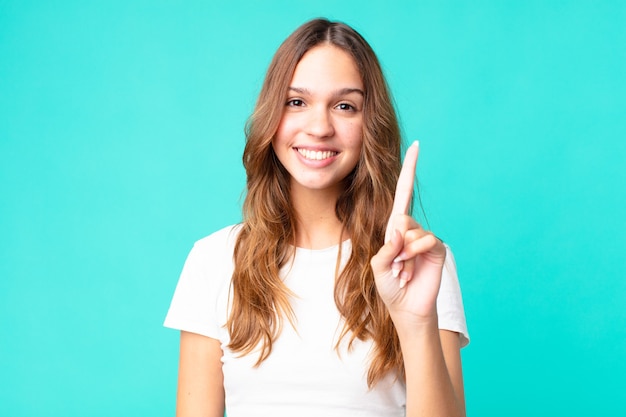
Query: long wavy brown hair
xmin=227 ymin=18 xmax=404 ymax=387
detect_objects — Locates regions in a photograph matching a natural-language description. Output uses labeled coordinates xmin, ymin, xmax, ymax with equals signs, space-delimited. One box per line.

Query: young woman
xmin=165 ymin=18 xmax=469 ymax=417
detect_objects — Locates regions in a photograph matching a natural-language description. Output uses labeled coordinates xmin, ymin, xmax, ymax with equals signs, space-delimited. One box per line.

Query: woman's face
xmin=272 ymin=44 xmax=364 ymax=196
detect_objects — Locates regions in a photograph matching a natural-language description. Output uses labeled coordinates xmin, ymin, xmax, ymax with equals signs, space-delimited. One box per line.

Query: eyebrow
xmin=288 ymin=86 xmax=365 ymax=97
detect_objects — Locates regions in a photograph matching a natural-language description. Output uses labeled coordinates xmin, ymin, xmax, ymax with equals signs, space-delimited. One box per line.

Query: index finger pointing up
xmin=385 ymin=141 xmax=419 ymax=242
xmin=392 ymin=141 xmax=419 ymax=216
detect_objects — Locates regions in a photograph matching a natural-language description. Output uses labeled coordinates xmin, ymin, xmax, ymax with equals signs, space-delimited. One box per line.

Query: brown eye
xmin=337 ymin=103 xmax=356 ymax=111
xmin=286 ymin=99 xmax=304 ymax=107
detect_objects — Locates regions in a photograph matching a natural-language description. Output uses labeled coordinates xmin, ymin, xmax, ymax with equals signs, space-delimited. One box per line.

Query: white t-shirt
xmin=164 ymin=224 xmax=469 ymax=417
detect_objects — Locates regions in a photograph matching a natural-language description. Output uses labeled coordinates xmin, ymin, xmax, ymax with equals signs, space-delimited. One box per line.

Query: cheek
xmin=341 ymin=121 xmax=364 ymax=147
xmin=273 ymin=117 xmax=296 ymax=146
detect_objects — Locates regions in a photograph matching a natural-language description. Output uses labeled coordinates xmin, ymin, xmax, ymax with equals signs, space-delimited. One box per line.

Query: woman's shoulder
xmin=193 ymin=223 xmax=243 ymax=252
xmin=182 ymin=224 xmax=243 ymax=273
xmin=164 ymin=224 xmax=242 ymax=336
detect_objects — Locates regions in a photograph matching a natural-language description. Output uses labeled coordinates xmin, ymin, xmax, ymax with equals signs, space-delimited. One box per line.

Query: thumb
xmin=371 ymin=229 xmax=403 ymax=276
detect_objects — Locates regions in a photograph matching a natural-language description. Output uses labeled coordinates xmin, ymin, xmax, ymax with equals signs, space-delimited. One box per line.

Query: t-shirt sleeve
xmin=163 ymin=226 xmax=238 ymax=339
xmin=436 ymin=245 xmax=470 ymax=347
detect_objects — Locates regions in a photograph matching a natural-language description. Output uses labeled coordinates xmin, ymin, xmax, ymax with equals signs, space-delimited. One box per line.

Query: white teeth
xmin=297 ymin=148 xmax=337 ymax=161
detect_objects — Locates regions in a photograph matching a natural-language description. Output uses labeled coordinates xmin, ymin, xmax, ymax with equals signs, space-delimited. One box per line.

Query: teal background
xmin=1 ymin=1 xmax=625 ymax=415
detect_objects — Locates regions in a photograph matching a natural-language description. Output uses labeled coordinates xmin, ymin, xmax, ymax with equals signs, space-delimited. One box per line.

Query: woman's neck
xmin=290 ymin=185 xmax=345 ymax=250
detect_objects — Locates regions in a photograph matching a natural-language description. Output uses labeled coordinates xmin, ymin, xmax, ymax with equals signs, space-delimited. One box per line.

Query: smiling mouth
xmin=296 ymin=148 xmax=338 ymax=161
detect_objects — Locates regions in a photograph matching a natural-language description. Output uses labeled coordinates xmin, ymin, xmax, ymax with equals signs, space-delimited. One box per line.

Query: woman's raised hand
xmin=371 ymin=142 xmax=447 ymax=326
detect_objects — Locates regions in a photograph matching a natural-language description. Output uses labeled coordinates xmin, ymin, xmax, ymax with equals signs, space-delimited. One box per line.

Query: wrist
xmin=389 ymin=310 xmax=439 ymax=341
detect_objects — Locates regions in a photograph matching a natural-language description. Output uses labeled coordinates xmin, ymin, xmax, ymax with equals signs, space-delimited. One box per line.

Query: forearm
xmin=395 ymin=316 xmax=465 ymax=417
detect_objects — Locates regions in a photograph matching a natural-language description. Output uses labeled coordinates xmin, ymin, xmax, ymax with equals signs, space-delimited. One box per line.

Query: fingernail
xmin=399 ymin=271 xmax=409 ymax=288
xmin=391 ymin=261 xmax=402 ymax=278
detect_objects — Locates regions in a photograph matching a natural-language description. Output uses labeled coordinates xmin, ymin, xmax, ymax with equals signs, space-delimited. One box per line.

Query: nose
xmin=304 ymin=106 xmax=334 ymax=138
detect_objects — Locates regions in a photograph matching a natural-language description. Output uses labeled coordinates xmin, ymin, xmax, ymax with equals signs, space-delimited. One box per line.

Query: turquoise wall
xmin=1 ymin=1 xmax=624 ymax=415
